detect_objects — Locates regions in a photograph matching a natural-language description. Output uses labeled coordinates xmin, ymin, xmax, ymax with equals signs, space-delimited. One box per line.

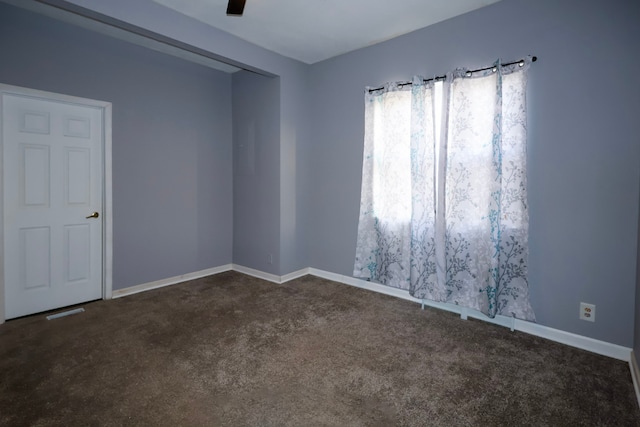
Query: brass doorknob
xmin=86 ymin=212 xmax=99 ymax=219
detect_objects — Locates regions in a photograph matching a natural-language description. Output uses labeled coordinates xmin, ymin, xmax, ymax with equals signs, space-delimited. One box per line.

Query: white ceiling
xmin=152 ymin=0 xmax=503 ymax=64
xmin=4 ymin=0 xmax=502 ymax=73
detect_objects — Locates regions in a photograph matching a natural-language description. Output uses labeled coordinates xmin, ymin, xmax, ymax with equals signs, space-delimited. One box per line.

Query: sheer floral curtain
xmin=354 ymin=58 xmax=535 ymax=321
xmin=354 ymin=78 xmax=438 ymax=291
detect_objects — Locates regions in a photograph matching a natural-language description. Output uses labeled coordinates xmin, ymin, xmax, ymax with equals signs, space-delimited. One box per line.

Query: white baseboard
xmin=514 ymin=318 xmax=631 ymax=361
xmin=231 ymin=264 xmax=310 ymax=284
xmin=309 ymin=268 xmax=423 ymax=303
xmin=111 ymin=264 xmax=232 ymax=298
xmin=281 ymin=267 xmax=311 ymax=283
xmin=112 ymin=264 xmax=309 ymax=300
xmin=110 ymin=263 xmax=633 ymax=364
xmin=231 ymin=264 xmax=281 ymax=284
xmin=631 ymin=351 xmax=640 ymax=409
xmin=308 ymin=267 xmax=632 ymax=362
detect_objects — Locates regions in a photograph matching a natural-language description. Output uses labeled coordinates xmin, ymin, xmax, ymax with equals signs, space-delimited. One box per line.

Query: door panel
xmin=20 ymin=226 xmax=50 ymax=290
xmin=3 ymin=93 xmax=103 ymax=319
xmin=22 ymin=144 xmax=50 ymax=206
xmin=65 ymin=148 xmax=90 ymax=205
xmin=64 ymin=224 xmax=90 ymax=282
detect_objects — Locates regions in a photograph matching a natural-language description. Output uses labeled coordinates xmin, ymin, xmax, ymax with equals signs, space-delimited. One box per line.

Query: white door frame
xmin=0 ymin=83 xmax=113 ymax=323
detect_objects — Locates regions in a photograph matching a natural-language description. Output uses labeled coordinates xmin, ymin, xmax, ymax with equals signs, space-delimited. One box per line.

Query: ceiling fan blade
xmin=226 ymin=0 xmax=246 ymax=16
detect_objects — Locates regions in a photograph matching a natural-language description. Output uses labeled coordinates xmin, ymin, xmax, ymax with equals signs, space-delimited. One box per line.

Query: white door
xmin=2 ymin=90 xmax=104 ymax=319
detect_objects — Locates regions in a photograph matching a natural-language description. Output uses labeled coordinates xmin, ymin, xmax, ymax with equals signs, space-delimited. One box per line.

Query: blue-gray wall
xmin=231 ymin=68 xmax=310 ymax=276
xmin=60 ymin=0 xmax=313 ymax=276
xmin=278 ymin=62 xmax=311 ymax=275
xmin=307 ymin=0 xmax=640 ymax=347
xmin=0 ymin=2 xmax=234 ymax=290
xmin=232 ymin=71 xmax=281 ymax=274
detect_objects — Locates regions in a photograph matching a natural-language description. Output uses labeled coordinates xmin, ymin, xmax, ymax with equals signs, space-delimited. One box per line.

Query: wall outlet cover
xmin=579 ymin=302 xmax=595 ymax=322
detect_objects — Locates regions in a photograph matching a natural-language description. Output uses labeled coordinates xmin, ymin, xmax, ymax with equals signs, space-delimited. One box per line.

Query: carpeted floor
xmin=1 ymin=271 xmax=638 ymax=426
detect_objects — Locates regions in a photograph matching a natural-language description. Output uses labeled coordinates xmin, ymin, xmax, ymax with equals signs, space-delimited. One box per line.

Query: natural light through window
xmin=371 ymin=90 xmax=412 ymax=222
xmin=372 ymin=82 xmax=443 ymax=223
xmin=355 ymin=59 xmax=534 ymax=321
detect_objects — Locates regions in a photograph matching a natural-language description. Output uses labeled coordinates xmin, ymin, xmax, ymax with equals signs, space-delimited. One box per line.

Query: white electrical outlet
xmin=579 ymin=302 xmax=595 ymax=322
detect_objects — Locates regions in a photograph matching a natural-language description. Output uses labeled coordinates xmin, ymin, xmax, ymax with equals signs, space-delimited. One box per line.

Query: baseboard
xmin=231 ymin=264 xmax=310 ymax=284
xmin=109 ymin=263 xmax=633 ymax=363
xmin=231 ymin=264 xmax=281 ymax=284
xmin=280 ymin=267 xmax=311 ymax=283
xmin=514 ymin=319 xmax=631 ymax=361
xmin=309 ymin=268 xmax=423 ymax=304
xmin=112 ymin=264 xmax=233 ymax=298
xmin=112 ymin=264 xmax=309 ymax=300
xmin=308 ymin=267 xmax=632 ymax=362
xmin=631 ymin=351 xmax=640 ymax=409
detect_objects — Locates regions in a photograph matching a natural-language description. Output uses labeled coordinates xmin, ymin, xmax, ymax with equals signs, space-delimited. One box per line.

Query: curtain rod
xmin=368 ymin=56 xmax=537 ymax=93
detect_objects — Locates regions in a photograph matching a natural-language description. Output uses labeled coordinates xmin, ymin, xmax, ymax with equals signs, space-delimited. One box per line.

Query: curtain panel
xmin=354 ymin=58 xmax=535 ymax=321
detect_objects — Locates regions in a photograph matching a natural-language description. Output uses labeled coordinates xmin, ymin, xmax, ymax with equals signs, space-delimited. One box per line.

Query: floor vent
xmin=46 ymin=308 xmax=85 ymax=320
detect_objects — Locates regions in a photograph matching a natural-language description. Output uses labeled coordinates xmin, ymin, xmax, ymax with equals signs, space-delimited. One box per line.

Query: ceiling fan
xmin=226 ymin=0 xmax=246 ymax=16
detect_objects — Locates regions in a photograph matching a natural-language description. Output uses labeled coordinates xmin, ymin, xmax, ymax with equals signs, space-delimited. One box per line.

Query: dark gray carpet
xmin=1 ymin=271 xmax=638 ymax=426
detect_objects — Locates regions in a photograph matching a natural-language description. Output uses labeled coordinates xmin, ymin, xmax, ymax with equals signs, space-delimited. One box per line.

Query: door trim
xmin=0 ymin=84 xmax=113 ymax=323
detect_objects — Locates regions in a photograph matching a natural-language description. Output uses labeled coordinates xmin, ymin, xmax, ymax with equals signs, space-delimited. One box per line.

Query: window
xmin=354 ymin=59 xmax=535 ymax=321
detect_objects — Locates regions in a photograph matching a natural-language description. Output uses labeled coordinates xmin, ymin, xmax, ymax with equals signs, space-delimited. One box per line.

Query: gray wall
xmin=0 ymin=3 xmax=234 ymax=290
xmin=307 ymin=0 xmax=640 ymax=347
xmin=61 ymin=0 xmax=313 ymax=276
xmin=232 ymin=67 xmax=311 ymax=276
xmin=279 ymin=63 xmax=311 ymax=275
xmin=232 ymin=71 xmax=281 ymax=274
